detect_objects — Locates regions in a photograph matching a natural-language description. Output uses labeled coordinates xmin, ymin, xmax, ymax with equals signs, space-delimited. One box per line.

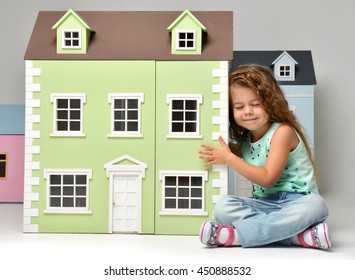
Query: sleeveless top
xmin=241 ymin=122 xmax=319 ymax=199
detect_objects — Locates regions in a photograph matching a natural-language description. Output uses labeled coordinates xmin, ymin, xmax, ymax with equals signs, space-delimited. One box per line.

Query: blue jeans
xmin=213 ymin=192 xmax=329 ymax=248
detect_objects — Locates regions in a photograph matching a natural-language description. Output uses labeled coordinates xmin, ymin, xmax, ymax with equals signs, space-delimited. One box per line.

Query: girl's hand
xmin=198 ymin=136 xmax=233 ymax=166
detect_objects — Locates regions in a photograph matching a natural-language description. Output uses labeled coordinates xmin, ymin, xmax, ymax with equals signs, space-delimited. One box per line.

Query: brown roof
xmin=24 ymin=11 xmax=233 ymax=61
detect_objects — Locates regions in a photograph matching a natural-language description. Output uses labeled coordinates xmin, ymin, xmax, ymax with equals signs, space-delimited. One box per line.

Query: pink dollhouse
xmin=0 ymin=104 xmax=25 ymax=202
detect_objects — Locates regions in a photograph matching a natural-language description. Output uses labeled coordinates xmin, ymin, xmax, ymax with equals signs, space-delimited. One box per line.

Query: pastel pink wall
xmin=0 ymin=135 xmax=24 ymax=202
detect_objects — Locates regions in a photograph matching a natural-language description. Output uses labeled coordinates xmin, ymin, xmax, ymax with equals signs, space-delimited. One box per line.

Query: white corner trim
xmin=24 ymin=60 xmax=41 ymax=233
xmin=210 ymin=61 xmax=229 ymax=203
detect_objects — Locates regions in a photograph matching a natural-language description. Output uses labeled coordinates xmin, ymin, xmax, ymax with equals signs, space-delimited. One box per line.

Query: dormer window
xmin=62 ymin=29 xmax=81 ymax=49
xmin=177 ymin=30 xmax=196 ymax=50
xmin=167 ymin=10 xmax=206 ymax=55
xmin=279 ymin=65 xmax=291 ymax=78
xmin=271 ymin=51 xmax=298 ymax=81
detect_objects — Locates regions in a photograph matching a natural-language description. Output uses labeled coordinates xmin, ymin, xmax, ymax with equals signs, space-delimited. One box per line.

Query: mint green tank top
xmin=241 ymin=122 xmax=319 ymax=199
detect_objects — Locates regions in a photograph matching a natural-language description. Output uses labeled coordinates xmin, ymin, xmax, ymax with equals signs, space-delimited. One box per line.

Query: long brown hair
xmin=229 ymin=64 xmax=317 ymax=175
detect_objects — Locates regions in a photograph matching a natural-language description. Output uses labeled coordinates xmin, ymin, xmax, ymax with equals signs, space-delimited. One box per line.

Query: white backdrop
xmin=1 ymin=0 xmax=354 ymax=228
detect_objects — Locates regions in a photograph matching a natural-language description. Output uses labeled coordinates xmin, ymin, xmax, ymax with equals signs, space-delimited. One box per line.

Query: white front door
xmin=112 ymin=173 xmax=141 ymax=233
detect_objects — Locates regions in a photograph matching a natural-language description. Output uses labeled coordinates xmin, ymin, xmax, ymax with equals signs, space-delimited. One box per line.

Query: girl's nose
xmin=245 ymin=106 xmax=253 ymax=115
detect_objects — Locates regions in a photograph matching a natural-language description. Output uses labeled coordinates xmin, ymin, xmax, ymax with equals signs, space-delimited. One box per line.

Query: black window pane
xmin=57 ymin=99 xmax=68 ymax=108
xmin=114 ymin=121 xmax=125 ymax=131
xmin=179 ymin=33 xmax=186 ymax=39
xmin=165 ymin=176 xmax=176 ymax=186
xmin=127 ymin=122 xmax=138 ymax=131
xmin=70 ymin=110 xmax=80 ymax=120
xmin=0 ymin=154 xmax=7 ymax=160
xmin=179 ymin=41 xmax=186 ymax=48
xmin=172 ymin=112 xmax=183 ymax=121
xmin=63 ymin=197 xmax=74 ymax=207
xmin=187 ymin=33 xmax=194 ymax=39
xmin=191 ymin=199 xmax=202 ymax=209
xmin=70 ymin=121 xmax=81 ymax=131
xmin=191 ymin=176 xmax=202 ymax=186
xmin=0 ymin=163 xmax=5 ymax=178
xmin=185 ymin=112 xmax=196 ymax=121
xmin=50 ymin=186 xmax=61 ymax=196
xmin=76 ymin=186 xmax=87 ymax=196
xmin=65 ymin=40 xmax=71 ymax=46
xmin=178 ymin=199 xmax=189 ymax=209
xmin=70 ymin=99 xmax=81 ymax=109
xmin=165 ymin=199 xmax=176 ymax=209
xmin=63 ymin=186 xmax=74 ymax=196
xmin=114 ymin=111 xmax=125 ymax=120
xmin=178 ymin=188 xmax=189 ymax=197
xmin=76 ymin=175 xmax=87 ymax=185
xmin=178 ymin=176 xmax=189 ymax=186
xmin=127 ymin=111 xmax=138 ymax=120
xmin=57 ymin=121 xmax=68 ymax=131
xmin=172 ymin=122 xmax=183 ymax=132
xmin=63 ymin=175 xmax=74 ymax=185
xmin=127 ymin=99 xmax=138 ymax=109
xmin=64 ymin=32 xmax=71 ymax=38
xmin=115 ymin=99 xmax=125 ymax=109
xmin=75 ymin=198 xmax=86 ymax=207
xmin=191 ymin=188 xmax=202 ymax=198
xmin=185 ymin=100 xmax=197 ymax=110
xmin=73 ymin=32 xmax=79 ymax=38
xmin=50 ymin=175 xmax=61 ymax=185
xmin=185 ymin=122 xmax=196 ymax=132
xmin=172 ymin=100 xmax=183 ymax=110
xmin=50 ymin=197 xmax=61 ymax=207
xmin=57 ymin=110 xmax=68 ymax=119
xmin=73 ymin=40 xmax=79 ymax=46
xmin=187 ymin=41 xmax=194 ymax=48
xmin=165 ymin=188 xmax=176 ymax=197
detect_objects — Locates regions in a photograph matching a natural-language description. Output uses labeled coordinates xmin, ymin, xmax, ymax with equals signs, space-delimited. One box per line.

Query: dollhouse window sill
xmin=44 ymin=209 xmax=92 ymax=214
xmin=107 ymin=133 xmax=143 ymax=138
xmin=159 ymin=211 xmax=208 ymax=216
xmin=50 ymin=133 xmax=86 ymax=137
xmin=166 ymin=134 xmax=203 ymax=139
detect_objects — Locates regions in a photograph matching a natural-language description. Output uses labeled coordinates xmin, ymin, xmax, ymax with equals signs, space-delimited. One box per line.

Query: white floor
xmin=1 ymin=198 xmax=354 ymax=279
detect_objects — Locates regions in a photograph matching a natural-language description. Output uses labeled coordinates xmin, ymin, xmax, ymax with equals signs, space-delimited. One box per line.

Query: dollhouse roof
xmin=24 ymin=11 xmax=233 ymax=61
xmin=231 ymin=51 xmax=317 ymax=85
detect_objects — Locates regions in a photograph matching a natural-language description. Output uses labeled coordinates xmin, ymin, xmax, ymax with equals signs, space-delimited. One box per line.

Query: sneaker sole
xmin=199 ymin=221 xmax=212 ymax=245
xmin=319 ymin=223 xmax=331 ymax=249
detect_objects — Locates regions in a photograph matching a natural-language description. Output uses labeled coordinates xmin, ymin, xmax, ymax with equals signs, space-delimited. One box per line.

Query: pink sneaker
xmin=199 ymin=220 xmax=235 ymax=247
xmin=297 ymin=223 xmax=331 ymax=250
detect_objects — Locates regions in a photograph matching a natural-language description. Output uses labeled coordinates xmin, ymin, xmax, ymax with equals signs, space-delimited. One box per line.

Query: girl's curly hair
xmin=229 ymin=64 xmax=317 ymax=175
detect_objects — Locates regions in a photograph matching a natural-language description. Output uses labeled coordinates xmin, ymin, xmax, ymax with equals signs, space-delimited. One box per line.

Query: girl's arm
xmin=198 ymin=125 xmax=299 ymax=188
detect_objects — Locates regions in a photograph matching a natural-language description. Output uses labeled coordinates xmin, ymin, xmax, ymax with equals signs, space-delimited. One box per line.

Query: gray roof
xmin=231 ymin=51 xmax=317 ymax=85
xmin=24 ymin=11 xmax=233 ymax=61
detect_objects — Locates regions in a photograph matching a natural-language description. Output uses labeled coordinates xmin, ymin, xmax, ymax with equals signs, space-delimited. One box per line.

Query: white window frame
xmin=278 ymin=64 xmax=292 ymax=78
xmin=62 ymin=29 xmax=81 ymax=49
xmin=43 ymin=169 xmax=92 ymax=214
xmin=50 ymin=93 xmax=86 ymax=137
xmin=159 ymin=170 xmax=208 ymax=216
xmin=107 ymin=93 xmax=144 ymax=138
xmin=176 ymin=30 xmax=196 ymax=50
xmin=166 ymin=94 xmax=203 ymax=138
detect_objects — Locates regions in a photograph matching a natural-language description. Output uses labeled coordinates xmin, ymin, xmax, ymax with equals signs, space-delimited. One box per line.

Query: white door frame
xmin=104 ymin=155 xmax=147 ymax=233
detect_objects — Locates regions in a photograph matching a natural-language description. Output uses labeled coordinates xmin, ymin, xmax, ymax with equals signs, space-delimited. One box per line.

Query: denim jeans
xmin=213 ymin=192 xmax=329 ymax=248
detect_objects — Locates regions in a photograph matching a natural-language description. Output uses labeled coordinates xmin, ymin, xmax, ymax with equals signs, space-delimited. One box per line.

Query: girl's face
xmin=230 ymin=85 xmax=271 ymax=141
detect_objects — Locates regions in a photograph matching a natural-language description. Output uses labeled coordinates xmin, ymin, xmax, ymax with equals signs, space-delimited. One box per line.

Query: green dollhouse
xmin=23 ymin=10 xmax=233 ymax=234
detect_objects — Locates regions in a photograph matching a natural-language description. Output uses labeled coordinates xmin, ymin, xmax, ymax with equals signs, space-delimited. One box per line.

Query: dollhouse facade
xmin=0 ymin=105 xmax=25 ymax=202
xmin=24 ymin=10 xmax=233 ymax=234
xmin=230 ymin=50 xmax=317 ymax=197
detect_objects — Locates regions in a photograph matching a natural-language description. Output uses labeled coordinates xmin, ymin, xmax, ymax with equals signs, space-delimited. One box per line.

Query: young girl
xmin=198 ymin=64 xmax=331 ymax=249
